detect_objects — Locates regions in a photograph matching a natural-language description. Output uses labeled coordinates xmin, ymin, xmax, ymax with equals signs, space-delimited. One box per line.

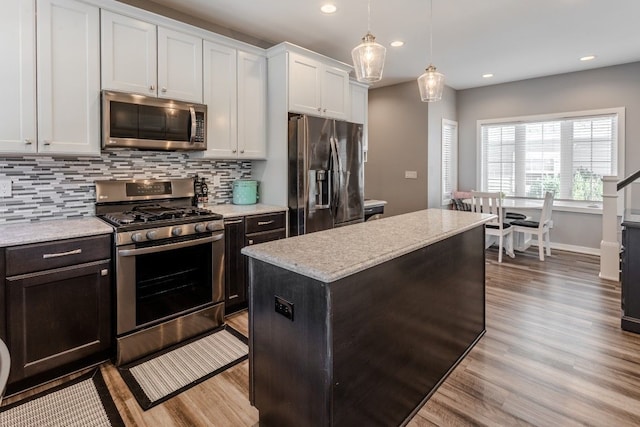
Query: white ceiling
xmin=144 ymin=0 xmax=640 ymax=90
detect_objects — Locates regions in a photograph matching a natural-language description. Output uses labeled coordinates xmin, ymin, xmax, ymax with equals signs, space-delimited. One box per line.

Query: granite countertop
xmin=242 ymin=209 xmax=495 ymax=283
xmin=0 ymin=217 xmax=114 ymax=247
xmin=205 ymin=203 xmax=287 ymax=219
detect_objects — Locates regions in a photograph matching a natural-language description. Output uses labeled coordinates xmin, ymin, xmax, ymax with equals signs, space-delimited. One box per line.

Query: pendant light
xmin=417 ymin=0 xmax=445 ymax=102
xmin=351 ymin=0 xmax=386 ymax=83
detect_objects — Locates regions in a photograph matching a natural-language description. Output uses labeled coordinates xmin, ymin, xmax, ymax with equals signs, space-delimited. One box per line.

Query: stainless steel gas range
xmin=95 ymin=178 xmax=224 ymax=366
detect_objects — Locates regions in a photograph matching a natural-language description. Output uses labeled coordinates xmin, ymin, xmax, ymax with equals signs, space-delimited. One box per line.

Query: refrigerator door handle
xmin=330 ymin=135 xmax=341 ymax=212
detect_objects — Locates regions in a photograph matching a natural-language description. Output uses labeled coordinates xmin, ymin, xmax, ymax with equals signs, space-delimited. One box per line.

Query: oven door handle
xmin=118 ymin=234 xmax=223 ymax=257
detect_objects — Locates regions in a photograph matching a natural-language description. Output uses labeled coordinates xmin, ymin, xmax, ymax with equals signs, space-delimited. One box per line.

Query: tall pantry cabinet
xmin=0 ymin=0 xmax=101 ymax=156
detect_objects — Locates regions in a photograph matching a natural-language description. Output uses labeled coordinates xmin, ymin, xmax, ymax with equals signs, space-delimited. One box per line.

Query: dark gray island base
xmin=242 ymin=209 xmax=492 ymax=426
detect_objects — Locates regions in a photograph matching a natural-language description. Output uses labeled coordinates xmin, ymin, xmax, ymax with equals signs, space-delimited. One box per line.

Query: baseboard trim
xmin=527 ymin=241 xmax=601 ymax=256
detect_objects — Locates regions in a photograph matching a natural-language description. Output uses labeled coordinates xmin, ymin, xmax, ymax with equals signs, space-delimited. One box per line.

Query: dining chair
xmin=470 ymin=191 xmax=514 ymax=263
xmin=510 ymin=191 xmax=554 ymax=261
xmin=0 ymin=338 xmax=9 ymax=405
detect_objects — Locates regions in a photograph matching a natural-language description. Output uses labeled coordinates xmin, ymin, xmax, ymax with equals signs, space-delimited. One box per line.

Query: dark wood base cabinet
xmin=248 ymin=226 xmax=486 ymax=426
xmin=225 ymin=212 xmax=286 ymax=314
xmin=4 ymin=235 xmax=112 ymax=389
xmin=622 ymin=221 xmax=640 ymax=333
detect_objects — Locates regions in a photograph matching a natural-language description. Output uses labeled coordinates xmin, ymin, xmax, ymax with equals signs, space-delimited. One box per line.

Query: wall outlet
xmin=0 ymin=179 xmax=12 ymax=197
xmin=213 ymin=175 xmax=221 ymax=187
xmin=404 ymin=171 xmax=418 ymax=179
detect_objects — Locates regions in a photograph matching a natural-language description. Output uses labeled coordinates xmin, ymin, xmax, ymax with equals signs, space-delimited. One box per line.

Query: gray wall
xmin=457 ymin=61 xmax=640 ymax=250
xmin=366 ymin=81 xmax=429 ymax=217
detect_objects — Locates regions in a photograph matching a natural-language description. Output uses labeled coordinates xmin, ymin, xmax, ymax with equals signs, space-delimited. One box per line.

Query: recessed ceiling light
xmin=390 ymin=40 xmax=404 ymax=47
xmin=580 ymin=55 xmax=596 ymax=61
xmin=321 ymin=4 xmax=337 ymax=14
xmin=482 ymin=73 xmax=494 ymax=78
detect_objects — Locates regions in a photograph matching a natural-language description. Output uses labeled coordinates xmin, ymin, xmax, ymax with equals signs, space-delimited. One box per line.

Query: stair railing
xmin=600 ymin=170 xmax=640 ymax=281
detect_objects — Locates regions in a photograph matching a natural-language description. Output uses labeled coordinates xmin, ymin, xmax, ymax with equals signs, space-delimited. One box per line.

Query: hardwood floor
xmin=5 ymin=248 xmax=640 ymax=426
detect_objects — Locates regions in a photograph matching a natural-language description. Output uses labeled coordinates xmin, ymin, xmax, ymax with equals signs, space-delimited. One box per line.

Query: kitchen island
xmin=242 ymin=209 xmax=495 ymax=427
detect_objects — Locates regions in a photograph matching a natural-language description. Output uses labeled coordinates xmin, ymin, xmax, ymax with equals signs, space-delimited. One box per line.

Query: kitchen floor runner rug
xmin=0 ymin=369 xmax=124 ymax=427
xmin=118 ymin=325 xmax=248 ymax=410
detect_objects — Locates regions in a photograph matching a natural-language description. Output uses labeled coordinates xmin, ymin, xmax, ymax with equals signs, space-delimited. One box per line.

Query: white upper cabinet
xmin=101 ymin=10 xmax=156 ymax=96
xmin=0 ymin=0 xmax=37 ymax=154
xmin=157 ymin=27 xmax=203 ymax=102
xmin=101 ymin=11 xmax=203 ymax=103
xmin=198 ymin=40 xmax=266 ymax=160
xmin=201 ymin=40 xmax=237 ymax=159
xmin=288 ymin=52 xmax=350 ymax=120
xmin=237 ymin=51 xmax=267 ymax=159
xmin=37 ymin=0 xmax=101 ymax=155
xmin=350 ymin=81 xmax=369 ymax=159
xmin=0 ymin=0 xmax=100 ymax=156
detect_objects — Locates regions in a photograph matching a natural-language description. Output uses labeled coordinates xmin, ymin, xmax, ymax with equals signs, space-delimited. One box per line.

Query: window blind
xmin=442 ymin=119 xmax=458 ymax=204
xmin=480 ymin=112 xmax=618 ymax=201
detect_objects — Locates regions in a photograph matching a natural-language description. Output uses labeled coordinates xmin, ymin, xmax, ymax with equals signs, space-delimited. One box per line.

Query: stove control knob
xmin=172 ymin=227 xmax=183 ymax=236
xmin=146 ymin=230 xmax=158 ymax=240
xmin=131 ymin=232 xmax=144 ymax=243
xmin=206 ymin=222 xmax=219 ymax=231
xmin=195 ymin=223 xmax=207 ymax=233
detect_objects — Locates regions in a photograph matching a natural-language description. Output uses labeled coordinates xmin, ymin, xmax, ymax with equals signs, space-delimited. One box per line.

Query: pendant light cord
xmin=429 ymin=0 xmax=433 ymax=64
xmin=368 ymin=0 xmax=372 ymax=33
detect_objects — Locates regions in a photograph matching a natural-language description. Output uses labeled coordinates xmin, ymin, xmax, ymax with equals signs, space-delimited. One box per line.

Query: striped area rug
xmin=0 ymin=369 xmax=124 ymax=427
xmin=118 ymin=325 xmax=248 ymax=410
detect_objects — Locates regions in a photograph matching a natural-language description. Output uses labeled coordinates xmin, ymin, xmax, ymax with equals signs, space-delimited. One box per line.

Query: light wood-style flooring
xmin=6 ymin=247 xmax=640 ymax=426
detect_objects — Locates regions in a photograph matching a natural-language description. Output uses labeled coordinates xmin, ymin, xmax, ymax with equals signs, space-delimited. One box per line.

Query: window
xmin=442 ymin=119 xmax=458 ymax=204
xmin=479 ymin=108 xmax=624 ymax=202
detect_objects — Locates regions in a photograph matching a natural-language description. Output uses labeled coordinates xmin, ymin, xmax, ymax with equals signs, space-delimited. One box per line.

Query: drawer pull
xmin=101 ymin=269 xmax=109 ymax=276
xmin=248 ymin=239 xmax=254 ymax=245
xmin=225 ymin=219 xmax=243 ymax=225
xmin=258 ymin=220 xmax=275 ymax=226
xmin=42 ymin=248 xmax=82 ymax=259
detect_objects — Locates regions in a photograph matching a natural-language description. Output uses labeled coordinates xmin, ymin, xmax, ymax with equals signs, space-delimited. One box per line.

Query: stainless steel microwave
xmin=101 ymin=90 xmax=207 ymax=151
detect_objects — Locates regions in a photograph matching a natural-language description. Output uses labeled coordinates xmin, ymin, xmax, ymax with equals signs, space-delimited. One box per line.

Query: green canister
xmin=232 ymin=179 xmax=259 ymax=205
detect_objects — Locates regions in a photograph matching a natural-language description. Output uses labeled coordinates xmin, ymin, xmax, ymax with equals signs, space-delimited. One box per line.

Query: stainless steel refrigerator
xmin=288 ymin=114 xmax=364 ymax=236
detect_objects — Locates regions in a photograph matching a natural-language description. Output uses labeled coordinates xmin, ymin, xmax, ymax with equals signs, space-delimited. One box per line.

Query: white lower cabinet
xmin=0 ymin=0 xmax=100 ymax=156
xmin=197 ymin=41 xmax=266 ymax=160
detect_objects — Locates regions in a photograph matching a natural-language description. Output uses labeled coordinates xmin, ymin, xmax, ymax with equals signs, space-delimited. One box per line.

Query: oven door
xmin=115 ymin=231 xmax=224 ymax=335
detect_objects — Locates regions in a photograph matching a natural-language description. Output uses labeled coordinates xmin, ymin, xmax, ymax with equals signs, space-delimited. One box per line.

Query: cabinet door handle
xmin=317 ymin=107 xmax=321 ymax=112
xmin=240 ymin=149 xmax=245 ymax=154
xmin=149 ymin=85 xmax=155 ymax=91
xmin=25 ymin=139 xmax=33 ymax=145
xmin=43 ymin=140 xmax=51 ymax=146
xmin=161 ymin=87 xmax=167 ymax=93
xmin=248 ymin=239 xmax=254 ymax=245
xmin=258 ymin=220 xmax=275 ymax=226
xmin=232 ymin=149 xmax=237 ymax=153
xmin=43 ymin=248 xmax=82 ymax=259
xmin=323 ymin=108 xmax=327 ymax=113
xmin=101 ymin=269 xmax=109 ymax=276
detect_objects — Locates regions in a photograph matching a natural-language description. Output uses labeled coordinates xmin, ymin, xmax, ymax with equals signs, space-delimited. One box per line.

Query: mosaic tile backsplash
xmin=0 ymin=151 xmax=251 ymax=223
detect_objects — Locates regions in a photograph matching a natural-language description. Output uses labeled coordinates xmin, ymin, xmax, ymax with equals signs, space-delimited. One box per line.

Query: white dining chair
xmin=470 ymin=191 xmax=514 ymax=263
xmin=510 ymin=191 xmax=554 ymax=261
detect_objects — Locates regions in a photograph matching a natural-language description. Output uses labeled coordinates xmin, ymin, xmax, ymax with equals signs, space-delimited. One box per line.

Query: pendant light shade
xmin=352 ymin=0 xmax=386 ymax=83
xmin=418 ymin=65 xmax=445 ymax=102
xmin=417 ymin=0 xmax=445 ymax=102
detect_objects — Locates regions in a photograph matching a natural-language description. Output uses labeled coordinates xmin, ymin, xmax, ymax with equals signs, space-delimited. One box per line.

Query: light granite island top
xmin=242 ymin=208 xmax=494 ymax=283
xmin=0 ymin=217 xmax=114 ymax=247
